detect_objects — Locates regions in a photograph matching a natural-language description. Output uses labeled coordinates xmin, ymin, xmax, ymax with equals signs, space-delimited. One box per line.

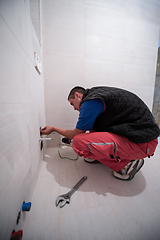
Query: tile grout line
xmin=0 ymin=144 xmax=36 ymax=201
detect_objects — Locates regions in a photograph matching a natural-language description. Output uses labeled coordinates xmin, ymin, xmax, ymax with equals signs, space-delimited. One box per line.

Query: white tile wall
xmin=84 ymin=0 xmax=126 ymax=12
xmin=0 ymin=0 xmax=46 ymax=239
xmin=124 ymin=42 xmax=157 ymax=66
xmin=126 ymin=0 xmax=160 ymax=24
xmin=85 ymin=34 xmax=125 ymax=62
xmin=84 ymin=59 xmax=124 ymax=87
xmin=84 ymin=6 xmax=126 ymax=40
xmin=126 ymin=19 xmax=159 ymax=47
xmin=42 ymin=1 xmax=84 ymax=32
xmin=0 ymin=0 xmax=27 ymax=53
xmin=43 ymin=55 xmax=84 ymax=88
xmin=43 ymin=28 xmax=84 ymax=57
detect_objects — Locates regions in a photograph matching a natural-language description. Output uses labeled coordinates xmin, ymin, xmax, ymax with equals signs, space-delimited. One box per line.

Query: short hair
xmin=68 ymin=86 xmax=85 ymax=100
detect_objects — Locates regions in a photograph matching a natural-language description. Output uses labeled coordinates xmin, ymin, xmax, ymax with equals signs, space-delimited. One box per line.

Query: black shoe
xmin=84 ymin=158 xmax=100 ymax=164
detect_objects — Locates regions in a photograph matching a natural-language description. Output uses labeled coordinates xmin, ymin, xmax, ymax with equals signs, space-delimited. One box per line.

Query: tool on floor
xmin=55 ymin=176 xmax=88 ymax=208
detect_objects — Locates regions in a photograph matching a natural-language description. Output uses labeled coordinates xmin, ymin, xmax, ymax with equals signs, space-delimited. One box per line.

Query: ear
xmin=74 ymin=92 xmax=79 ymax=98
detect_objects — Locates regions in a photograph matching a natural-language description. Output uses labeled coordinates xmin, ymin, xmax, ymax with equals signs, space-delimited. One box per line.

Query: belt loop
xmin=147 ymin=143 xmax=150 ymax=158
xmin=147 ymin=143 xmax=149 ymax=154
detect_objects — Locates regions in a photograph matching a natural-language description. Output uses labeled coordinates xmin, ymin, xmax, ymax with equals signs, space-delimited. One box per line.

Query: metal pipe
xmin=39 ymin=138 xmax=54 ymax=141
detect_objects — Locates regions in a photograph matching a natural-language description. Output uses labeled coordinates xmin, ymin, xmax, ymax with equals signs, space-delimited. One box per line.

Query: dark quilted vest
xmin=81 ymin=86 xmax=160 ymax=143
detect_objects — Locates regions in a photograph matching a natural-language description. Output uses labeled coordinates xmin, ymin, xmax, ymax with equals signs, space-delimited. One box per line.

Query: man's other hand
xmin=40 ymin=126 xmax=54 ymax=135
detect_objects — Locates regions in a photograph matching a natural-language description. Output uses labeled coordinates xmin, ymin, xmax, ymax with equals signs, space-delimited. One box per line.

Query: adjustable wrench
xmin=55 ymin=176 xmax=88 ymax=208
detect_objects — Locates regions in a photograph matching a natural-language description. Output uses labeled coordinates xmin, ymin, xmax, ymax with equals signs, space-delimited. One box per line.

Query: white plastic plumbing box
xmin=34 ymin=52 xmax=41 ymax=74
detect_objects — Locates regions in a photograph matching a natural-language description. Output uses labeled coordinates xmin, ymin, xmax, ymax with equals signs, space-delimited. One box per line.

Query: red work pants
xmin=72 ymin=132 xmax=158 ymax=172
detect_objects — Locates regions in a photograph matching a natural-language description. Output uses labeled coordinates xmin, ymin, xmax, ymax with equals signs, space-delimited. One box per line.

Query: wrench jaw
xmin=60 ymin=198 xmax=70 ymax=208
xmin=55 ymin=196 xmax=70 ymax=208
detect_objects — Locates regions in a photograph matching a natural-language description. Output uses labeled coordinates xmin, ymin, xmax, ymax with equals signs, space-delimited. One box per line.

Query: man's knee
xmin=73 ymin=134 xmax=82 ymax=148
xmin=73 ymin=134 xmax=81 ymax=143
xmin=73 ymin=133 xmax=87 ymax=150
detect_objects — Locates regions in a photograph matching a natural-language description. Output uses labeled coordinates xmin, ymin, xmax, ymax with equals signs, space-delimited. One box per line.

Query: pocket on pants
xmin=87 ymin=141 xmax=121 ymax=162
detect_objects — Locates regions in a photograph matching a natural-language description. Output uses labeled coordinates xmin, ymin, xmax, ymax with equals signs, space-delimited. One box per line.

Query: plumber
xmin=40 ymin=86 xmax=160 ymax=181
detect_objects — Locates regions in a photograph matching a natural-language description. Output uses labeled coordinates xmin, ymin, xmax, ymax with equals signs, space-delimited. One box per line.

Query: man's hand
xmin=40 ymin=126 xmax=85 ymax=139
xmin=40 ymin=126 xmax=55 ymax=135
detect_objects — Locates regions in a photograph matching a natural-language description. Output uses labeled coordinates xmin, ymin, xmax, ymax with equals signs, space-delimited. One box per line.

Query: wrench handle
xmin=68 ymin=176 xmax=87 ymax=196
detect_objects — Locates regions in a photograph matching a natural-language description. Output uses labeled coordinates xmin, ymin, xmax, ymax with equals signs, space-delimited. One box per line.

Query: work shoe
xmin=84 ymin=158 xmax=100 ymax=164
xmin=113 ymin=159 xmax=144 ymax=181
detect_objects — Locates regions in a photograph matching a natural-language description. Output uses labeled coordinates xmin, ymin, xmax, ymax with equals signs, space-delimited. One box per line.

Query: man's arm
xmin=40 ymin=126 xmax=85 ymax=139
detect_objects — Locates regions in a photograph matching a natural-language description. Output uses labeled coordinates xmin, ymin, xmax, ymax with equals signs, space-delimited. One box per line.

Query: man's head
xmin=68 ymin=86 xmax=85 ymax=111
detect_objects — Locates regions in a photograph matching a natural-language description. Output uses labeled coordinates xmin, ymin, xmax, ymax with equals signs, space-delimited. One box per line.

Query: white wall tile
xmin=22 ymin=175 xmax=60 ymax=240
xmin=85 ymin=33 xmax=125 ymax=62
xmin=43 ymin=54 xmax=84 ymax=131
xmin=0 ymin=17 xmax=29 ymax=104
xmin=45 ymin=102 xmax=79 ymax=129
xmin=123 ymin=64 xmax=156 ymax=87
xmin=0 ymin=104 xmax=30 ymax=160
xmin=84 ymin=0 xmax=126 ymax=13
xmin=43 ymin=55 xmax=84 ymax=88
xmin=42 ymin=0 xmax=84 ymax=6
xmin=42 ymin=1 xmax=84 ymax=32
xmin=0 ymin=0 xmax=46 ymax=238
xmin=126 ymin=19 xmax=159 ymax=47
xmin=84 ymin=59 xmax=124 ymax=87
xmin=43 ymin=28 xmax=84 ymax=57
xmin=124 ymin=41 xmax=158 ymax=66
xmin=84 ymin=6 xmax=126 ymax=40
xmin=0 ymin=0 xmax=27 ymax=53
xmin=26 ymin=10 xmax=40 ymax=65
xmin=126 ymin=0 xmax=160 ymax=24
xmin=0 ymin=146 xmax=42 ymax=240
xmin=24 ymin=0 xmax=31 ymax=15
xmin=65 ymin=0 xmax=84 ymax=5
